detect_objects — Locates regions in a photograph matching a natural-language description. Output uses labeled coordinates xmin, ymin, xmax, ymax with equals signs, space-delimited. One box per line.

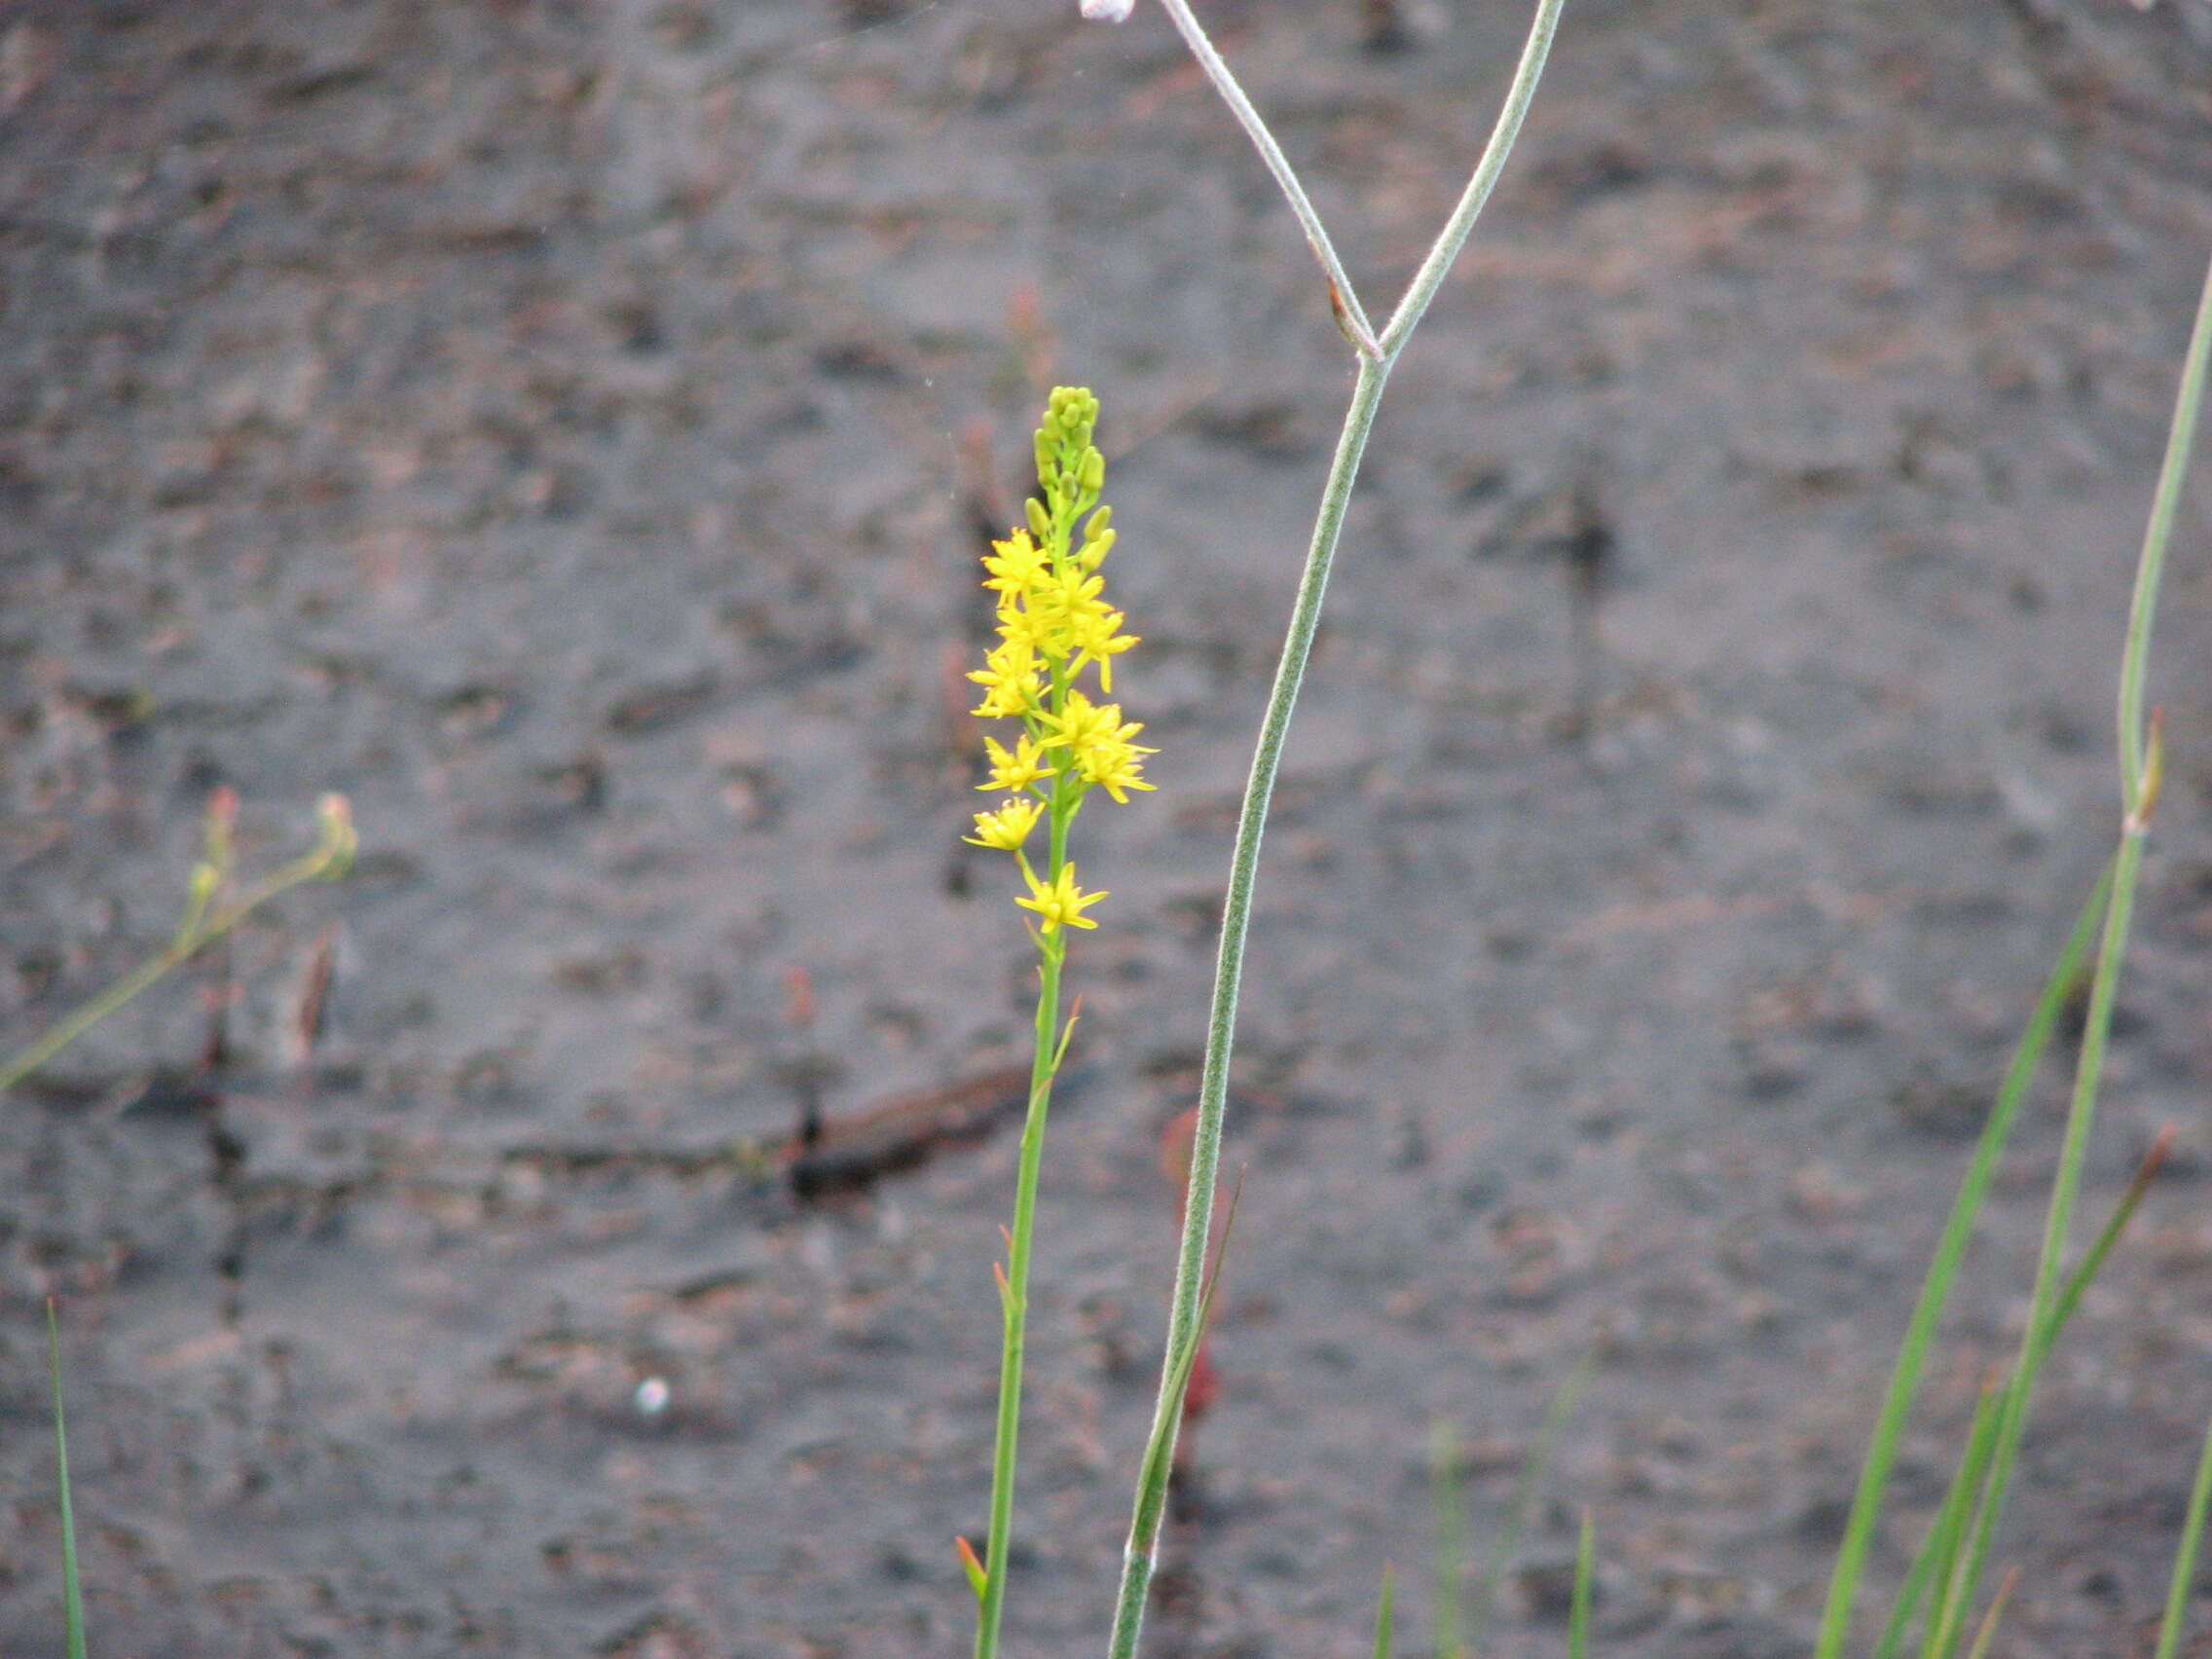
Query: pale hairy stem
xmin=1379 ymin=0 xmax=1565 ymax=358
xmin=1151 ymin=0 xmax=1381 ymax=355
xmin=1107 ymin=10 xmax=1565 ymax=1655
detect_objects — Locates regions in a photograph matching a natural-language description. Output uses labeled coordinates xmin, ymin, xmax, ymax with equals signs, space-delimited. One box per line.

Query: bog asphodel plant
xmin=963 ymin=386 xmax=1151 ymax=1659
xmin=965 ymin=384 xmax=1151 ymax=908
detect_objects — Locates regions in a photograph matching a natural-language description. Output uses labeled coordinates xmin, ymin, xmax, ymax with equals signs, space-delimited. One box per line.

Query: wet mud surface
xmin=2 ymin=1 xmax=2212 ymax=1654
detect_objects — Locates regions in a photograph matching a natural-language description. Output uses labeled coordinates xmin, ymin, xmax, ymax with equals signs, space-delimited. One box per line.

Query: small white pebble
xmin=634 ymin=1377 xmax=671 ymax=1416
xmin=1081 ymin=0 xmax=1136 ymax=20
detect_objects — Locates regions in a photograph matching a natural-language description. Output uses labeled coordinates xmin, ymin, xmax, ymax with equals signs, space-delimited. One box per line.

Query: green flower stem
xmin=1106 ymin=8 xmax=1563 ymax=1655
xmin=0 ymin=803 xmax=353 ymax=1095
xmin=975 ymin=749 xmax=1082 ymax=1659
xmin=975 ymin=933 xmax=1065 ymax=1659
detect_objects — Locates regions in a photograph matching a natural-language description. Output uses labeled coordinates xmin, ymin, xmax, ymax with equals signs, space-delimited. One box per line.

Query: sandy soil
xmin=2 ymin=0 xmax=2211 ymax=1654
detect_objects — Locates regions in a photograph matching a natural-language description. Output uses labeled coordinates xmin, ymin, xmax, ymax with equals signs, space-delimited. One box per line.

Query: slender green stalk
xmin=2119 ymin=253 xmax=2212 ymax=805
xmin=1151 ymin=0 xmax=1379 ymax=354
xmin=1432 ymin=1421 xmax=1465 ymax=1659
xmin=0 ymin=794 xmax=353 ymax=1095
xmin=1108 ymin=12 xmax=1563 ymax=1654
xmin=1120 ymin=1172 xmax=1238 ymax=1554
xmin=1812 ymin=861 xmax=2113 ymax=1659
xmin=1469 ymin=1348 xmax=1594 ymax=1654
xmin=1835 ymin=244 xmax=2212 ymax=1659
xmin=2153 ymin=1404 xmax=2212 ymax=1659
xmin=1567 ymin=1510 xmax=1596 ymax=1659
xmin=48 ymin=1302 xmax=88 ymax=1659
xmin=2 ymin=948 xmax=204 ymax=1097
xmin=1373 ymin=1565 xmax=1398 ymax=1659
xmin=976 ymin=925 xmax=1067 ymax=1659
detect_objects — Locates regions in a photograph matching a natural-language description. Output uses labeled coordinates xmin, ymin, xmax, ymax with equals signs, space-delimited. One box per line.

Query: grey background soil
xmin=2 ymin=1 xmax=2211 ymax=1655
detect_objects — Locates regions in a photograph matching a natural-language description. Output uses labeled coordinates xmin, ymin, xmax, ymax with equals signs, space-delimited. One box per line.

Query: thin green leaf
xmin=1470 ymin=1346 xmax=1596 ymax=1655
xmin=1961 ymin=1567 xmax=2017 ymax=1659
xmin=957 ymin=1536 xmax=989 ymax=1605
xmin=1567 ymin=1509 xmax=1596 ymax=1659
xmin=48 ymin=1301 xmax=88 ymax=1659
xmin=1431 ymin=1421 xmax=1463 ymax=1659
xmin=2153 ymin=1404 xmax=2212 ymax=1659
xmin=1873 ymin=1379 xmax=2000 ymax=1659
xmin=1814 ymin=859 xmax=2114 ymax=1659
xmin=2048 ymin=1123 xmax=2172 ymax=1340
xmin=1373 ymin=1564 xmax=1397 ymax=1659
xmin=1930 ymin=828 xmax=2149 ymax=1659
xmin=1920 ymin=1380 xmax=2012 ymax=1659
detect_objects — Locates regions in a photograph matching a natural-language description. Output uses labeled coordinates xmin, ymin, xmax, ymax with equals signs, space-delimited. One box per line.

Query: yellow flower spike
xmin=966 ymin=798 xmax=1044 ymax=852
xmin=978 ymin=734 xmax=1056 ymax=795
xmin=1015 ymin=863 xmax=1107 ymax=934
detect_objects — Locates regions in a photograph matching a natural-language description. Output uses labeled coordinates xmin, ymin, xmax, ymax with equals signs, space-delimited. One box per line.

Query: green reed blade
xmin=1470 ymin=1347 xmax=1595 ymax=1655
xmin=1567 ymin=1509 xmax=1596 ymax=1659
xmin=2153 ymin=1403 xmax=2212 ymax=1659
xmin=1373 ymin=1564 xmax=1397 ymax=1659
xmin=1431 ymin=1421 xmax=1464 ymax=1659
xmin=48 ymin=1302 xmax=88 ymax=1659
xmin=1813 ymin=858 xmax=2111 ymax=1659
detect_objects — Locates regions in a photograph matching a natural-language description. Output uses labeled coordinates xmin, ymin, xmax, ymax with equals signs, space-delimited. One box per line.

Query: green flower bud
xmin=1025 ymin=496 xmax=1051 ymax=540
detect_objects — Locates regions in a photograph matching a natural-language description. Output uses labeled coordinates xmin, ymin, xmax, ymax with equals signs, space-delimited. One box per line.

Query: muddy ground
xmin=1 ymin=0 xmax=2210 ymax=1654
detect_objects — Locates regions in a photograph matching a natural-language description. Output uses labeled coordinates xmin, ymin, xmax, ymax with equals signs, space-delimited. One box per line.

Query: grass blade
xmin=2153 ymin=1405 xmax=2212 ymax=1659
xmin=1928 ymin=822 xmax=2149 ymax=1659
xmin=1567 ymin=1509 xmax=1596 ymax=1659
xmin=1373 ymin=1564 xmax=1397 ymax=1659
xmin=48 ymin=1301 xmax=88 ymax=1659
xmin=2048 ymin=1122 xmax=2172 ymax=1340
xmin=1871 ymin=1379 xmax=2001 ymax=1659
xmin=1813 ymin=859 xmax=2113 ymax=1659
xmin=1961 ymin=1566 xmax=2017 ymax=1659
xmin=1468 ymin=1347 xmax=1596 ymax=1654
xmin=1431 ymin=1421 xmax=1464 ymax=1659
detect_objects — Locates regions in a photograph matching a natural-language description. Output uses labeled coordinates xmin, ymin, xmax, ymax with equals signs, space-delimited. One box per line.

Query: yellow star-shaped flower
xmin=966 ymin=798 xmax=1043 ymax=852
xmin=1015 ymin=863 xmax=1107 ymax=934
